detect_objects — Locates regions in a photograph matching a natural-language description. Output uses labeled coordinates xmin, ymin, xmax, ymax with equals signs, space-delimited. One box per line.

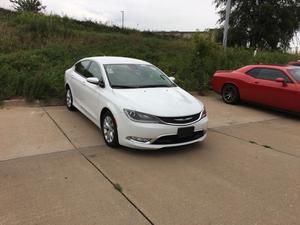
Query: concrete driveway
xmin=0 ymin=94 xmax=299 ymax=225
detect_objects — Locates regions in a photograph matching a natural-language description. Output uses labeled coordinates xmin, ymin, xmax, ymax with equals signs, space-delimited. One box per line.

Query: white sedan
xmin=65 ymin=56 xmax=208 ymax=149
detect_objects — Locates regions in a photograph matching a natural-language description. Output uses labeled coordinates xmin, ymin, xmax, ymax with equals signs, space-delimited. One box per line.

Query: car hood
xmin=112 ymin=87 xmax=204 ymax=117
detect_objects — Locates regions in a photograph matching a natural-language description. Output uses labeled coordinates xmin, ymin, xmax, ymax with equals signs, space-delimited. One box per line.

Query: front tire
xmin=101 ymin=111 xmax=119 ymax=148
xmin=66 ymin=88 xmax=76 ymax=111
xmin=222 ymin=84 xmax=240 ymax=104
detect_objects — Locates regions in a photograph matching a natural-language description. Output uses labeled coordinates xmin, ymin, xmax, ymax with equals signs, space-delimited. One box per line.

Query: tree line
xmin=8 ymin=0 xmax=300 ymax=51
xmin=215 ymin=0 xmax=300 ymax=50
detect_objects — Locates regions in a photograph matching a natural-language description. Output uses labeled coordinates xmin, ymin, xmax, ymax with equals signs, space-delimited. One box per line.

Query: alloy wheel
xmin=103 ymin=115 xmax=115 ymax=143
xmin=222 ymin=84 xmax=239 ymax=104
xmin=66 ymin=89 xmax=72 ymax=108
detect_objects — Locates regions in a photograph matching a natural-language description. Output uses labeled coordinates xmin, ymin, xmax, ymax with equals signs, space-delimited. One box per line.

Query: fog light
xmin=127 ymin=136 xmax=152 ymax=143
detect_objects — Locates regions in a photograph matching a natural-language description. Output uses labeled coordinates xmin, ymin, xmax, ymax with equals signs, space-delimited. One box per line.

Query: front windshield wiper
xmin=111 ymin=84 xmax=175 ymax=89
xmin=111 ymin=85 xmax=140 ymax=89
xmin=138 ymin=84 xmax=173 ymax=88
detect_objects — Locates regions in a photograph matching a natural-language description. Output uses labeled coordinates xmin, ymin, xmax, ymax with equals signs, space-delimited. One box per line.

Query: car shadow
xmin=243 ymin=101 xmax=300 ymax=120
xmin=215 ymin=96 xmax=300 ymax=121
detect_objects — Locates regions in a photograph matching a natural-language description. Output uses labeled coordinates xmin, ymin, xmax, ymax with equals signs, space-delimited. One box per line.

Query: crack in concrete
xmin=0 ymin=148 xmax=76 ymax=163
xmin=42 ymin=107 xmax=154 ymax=225
xmin=209 ymin=117 xmax=279 ymax=130
xmin=0 ymin=143 xmax=108 ymax=163
xmin=209 ymin=128 xmax=300 ymax=159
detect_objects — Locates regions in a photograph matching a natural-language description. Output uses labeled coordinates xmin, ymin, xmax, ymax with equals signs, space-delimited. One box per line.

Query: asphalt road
xmin=0 ymin=94 xmax=299 ymax=225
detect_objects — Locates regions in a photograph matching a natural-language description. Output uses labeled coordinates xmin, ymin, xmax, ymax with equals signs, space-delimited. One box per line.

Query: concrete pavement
xmin=45 ymin=106 xmax=105 ymax=148
xmin=80 ymin=132 xmax=300 ymax=225
xmin=198 ymin=94 xmax=281 ymax=128
xmin=0 ymin=150 xmax=150 ymax=225
xmin=0 ymin=107 xmax=73 ymax=161
xmin=214 ymin=117 xmax=300 ymax=157
xmin=0 ymin=94 xmax=299 ymax=225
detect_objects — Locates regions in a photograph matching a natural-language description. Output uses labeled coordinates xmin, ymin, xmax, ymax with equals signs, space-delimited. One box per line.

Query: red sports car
xmin=212 ymin=65 xmax=300 ymax=113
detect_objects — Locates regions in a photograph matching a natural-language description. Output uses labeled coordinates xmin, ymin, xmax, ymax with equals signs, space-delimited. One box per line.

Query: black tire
xmin=222 ymin=84 xmax=240 ymax=104
xmin=66 ymin=87 xmax=76 ymax=111
xmin=101 ymin=111 xmax=119 ymax=148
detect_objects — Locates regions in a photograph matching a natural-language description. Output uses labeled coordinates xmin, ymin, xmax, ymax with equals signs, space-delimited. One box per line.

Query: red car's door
xmin=243 ymin=68 xmax=263 ymax=102
xmin=250 ymin=68 xmax=297 ymax=111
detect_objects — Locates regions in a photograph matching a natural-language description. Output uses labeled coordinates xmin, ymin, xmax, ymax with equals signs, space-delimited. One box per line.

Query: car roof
xmin=81 ymin=56 xmax=151 ymax=65
xmin=239 ymin=64 xmax=295 ymax=72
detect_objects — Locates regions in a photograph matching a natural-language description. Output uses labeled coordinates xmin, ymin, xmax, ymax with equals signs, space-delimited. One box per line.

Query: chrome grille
xmin=158 ymin=113 xmax=201 ymax=124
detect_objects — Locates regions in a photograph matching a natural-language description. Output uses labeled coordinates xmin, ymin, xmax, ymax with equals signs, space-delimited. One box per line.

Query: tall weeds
xmin=0 ymin=8 xmax=298 ymax=101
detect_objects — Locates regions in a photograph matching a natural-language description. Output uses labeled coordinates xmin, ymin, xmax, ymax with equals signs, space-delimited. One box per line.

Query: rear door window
xmin=246 ymin=68 xmax=261 ymax=78
xmin=75 ymin=60 xmax=91 ymax=77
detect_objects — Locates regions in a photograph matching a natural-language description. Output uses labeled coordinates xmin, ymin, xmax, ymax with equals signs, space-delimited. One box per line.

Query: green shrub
xmin=189 ymin=36 xmax=299 ymax=93
xmin=0 ymin=8 xmax=298 ymax=101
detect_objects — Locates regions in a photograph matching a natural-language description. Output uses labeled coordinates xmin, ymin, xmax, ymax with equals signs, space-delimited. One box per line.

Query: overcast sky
xmin=0 ymin=0 xmax=219 ymax=31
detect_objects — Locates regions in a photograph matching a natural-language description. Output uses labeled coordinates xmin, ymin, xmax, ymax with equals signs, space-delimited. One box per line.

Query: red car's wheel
xmin=222 ymin=84 xmax=240 ymax=104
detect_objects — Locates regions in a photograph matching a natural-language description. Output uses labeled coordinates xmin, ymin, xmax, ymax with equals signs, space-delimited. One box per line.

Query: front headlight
xmin=124 ymin=109 xmax=161 ymax=123
xmin=200 ymin=107 xmax=207 ymax=120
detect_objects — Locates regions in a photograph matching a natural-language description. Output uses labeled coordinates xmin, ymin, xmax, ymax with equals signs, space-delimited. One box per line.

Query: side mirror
xmin=86 ymin=77 xmax=105 ymax=88
xmin=87 ymin=77 xmax=99 ymax=84
xmin=275 ymin=77 xmax=287 ymax=86
xmin=169 ymin=76 xmax=176 ymax=82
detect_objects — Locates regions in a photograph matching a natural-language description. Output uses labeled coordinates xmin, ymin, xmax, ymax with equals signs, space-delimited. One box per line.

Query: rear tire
xmin=101 ymin=111 xmax=119 ymax=148
xmin=222 ymin=84 xmax=240 ymax=104
xmin=66 ymin=88 xmax=76 ymax=111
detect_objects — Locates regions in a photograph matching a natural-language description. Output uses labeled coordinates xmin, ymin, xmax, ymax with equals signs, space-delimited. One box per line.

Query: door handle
xmin=71 ymin=75 xmax=75 ymax=79
xmin=254 ymin=81 xmax=259 ymax=84
xmin=82 ymin=81 xmax=86 ymax=86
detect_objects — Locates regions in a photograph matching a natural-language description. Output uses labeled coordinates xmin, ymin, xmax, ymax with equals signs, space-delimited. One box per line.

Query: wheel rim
xmin=103 ymin=116 xmax=115 ymax=143
xmin=66 ymin=89 xmax=72 ymax=108
xmin=223 ymin=86 xmax=236 ymax=102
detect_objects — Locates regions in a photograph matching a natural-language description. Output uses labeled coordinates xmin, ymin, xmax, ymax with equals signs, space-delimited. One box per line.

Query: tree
xmin=214 ymin=0 xmax=300 ymax=50
xmin=10 ymin=0 xmax=46 ymax=13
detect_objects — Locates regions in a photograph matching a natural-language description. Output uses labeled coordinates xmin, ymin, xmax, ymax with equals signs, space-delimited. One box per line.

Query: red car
xmin=212 ymin=65 xmax=300 ymax=113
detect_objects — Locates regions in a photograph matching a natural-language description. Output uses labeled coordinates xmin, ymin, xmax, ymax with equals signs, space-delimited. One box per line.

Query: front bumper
xmin=117 ymin=114 xmax=208 ymax=150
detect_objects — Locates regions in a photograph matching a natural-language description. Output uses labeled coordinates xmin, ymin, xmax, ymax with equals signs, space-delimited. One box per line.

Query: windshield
xmin=288 ymin=68 xmax=300 ymax=83
xmin=103 ymin=64 xmax=176 ymax=88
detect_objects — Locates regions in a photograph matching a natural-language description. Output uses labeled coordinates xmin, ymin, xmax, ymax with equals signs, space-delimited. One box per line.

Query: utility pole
xmin=121 ymin=10 xmax=124 ymax=29
xmin=223 ymin=0 xmax=232 ymax=48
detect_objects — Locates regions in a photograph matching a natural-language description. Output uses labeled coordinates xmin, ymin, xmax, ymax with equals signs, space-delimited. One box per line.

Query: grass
xmin=248 ymin=140 xmax=274 ymax=150
xmin=113 ymin=183 xmax=123 ymax=193
xmin=0 ymin=7 xmax=298 ymax=101
xmin=189 ymin=36 xmax=299 ymax=92
xmin=263 ymin=145 xmax=273 ymax=149
xmin=0 ymin=8 xmax=194 ymax=101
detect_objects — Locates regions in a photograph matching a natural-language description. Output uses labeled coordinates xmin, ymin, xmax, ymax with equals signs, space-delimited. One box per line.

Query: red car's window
xmin=288 ymin=68 xmax=300 ymax=83
xmin=257 ymin=69 xmax=291 ymax=83
xmin=246 ymin=68 xmax=261 ymax=78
